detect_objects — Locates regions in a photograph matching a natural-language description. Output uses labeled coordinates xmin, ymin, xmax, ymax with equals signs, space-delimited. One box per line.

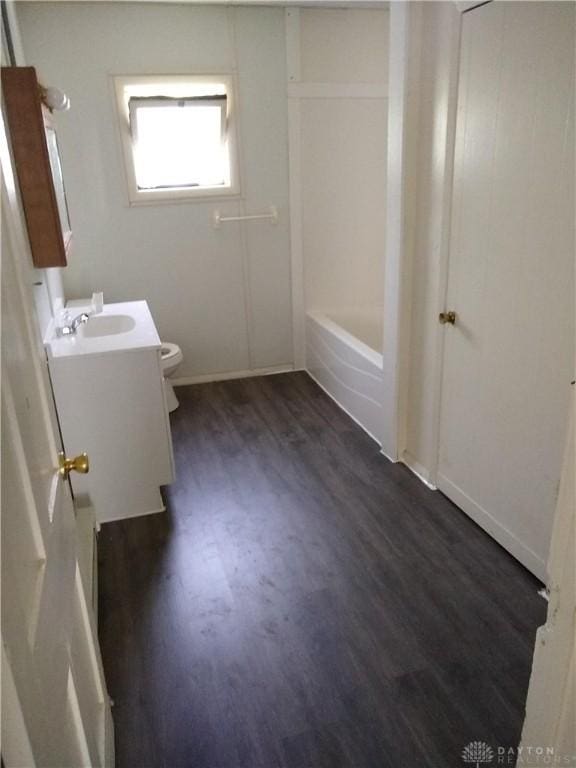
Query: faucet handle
xmin=55 ymin=309 xmax=72 ymax=336
xmin=58 ymin=308 xmax=71 ymax=324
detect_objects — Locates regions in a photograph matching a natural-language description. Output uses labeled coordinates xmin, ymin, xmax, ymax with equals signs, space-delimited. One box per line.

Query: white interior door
xmin=1 ymin=112 xmax=113 ymax=766
xmin=437 ymin=1 xmax=575 ymax=581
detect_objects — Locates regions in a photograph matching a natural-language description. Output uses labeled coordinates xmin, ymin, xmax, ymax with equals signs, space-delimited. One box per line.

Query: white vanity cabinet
xmin=46 ymin=301 xmax=174 ymax=523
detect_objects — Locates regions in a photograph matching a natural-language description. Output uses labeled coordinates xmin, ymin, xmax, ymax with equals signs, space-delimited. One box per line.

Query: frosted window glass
xmin=132 ymin=104 xmax=229 ymax=190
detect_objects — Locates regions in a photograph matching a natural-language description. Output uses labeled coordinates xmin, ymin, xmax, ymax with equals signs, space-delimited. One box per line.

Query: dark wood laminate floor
xmin=98 ymin=372 xmax=546 ymax=768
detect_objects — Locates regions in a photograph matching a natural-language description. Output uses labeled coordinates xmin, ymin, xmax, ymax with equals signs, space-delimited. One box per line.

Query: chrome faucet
xmin=57 ymin=312 xmax=90 ymax=336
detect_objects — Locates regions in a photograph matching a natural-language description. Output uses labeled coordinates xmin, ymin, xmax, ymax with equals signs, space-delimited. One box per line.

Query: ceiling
xmin=30 ymin=0 xmax=389 ymax=7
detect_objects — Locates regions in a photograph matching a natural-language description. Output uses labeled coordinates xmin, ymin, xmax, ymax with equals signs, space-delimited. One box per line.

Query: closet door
xmin=437 ymin=1 xmax=575 ymax=580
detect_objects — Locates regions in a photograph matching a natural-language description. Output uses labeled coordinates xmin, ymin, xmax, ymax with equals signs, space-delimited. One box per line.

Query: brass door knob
xmin=439 ymin=311 xmax=457 ymax=325
xmin=58 ymin=451 xmax=89 ymax=479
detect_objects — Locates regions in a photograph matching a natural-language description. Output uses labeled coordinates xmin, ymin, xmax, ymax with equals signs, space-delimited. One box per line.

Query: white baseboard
xmin=173 ymin=364 xmax=294 ymax=387
xmin=437 ymin=473 xmax=546 ymax=582
xmin=402 ymin=451 xmax=437 ymax=490
xmin=379 ymin=448 xmax=400 ymax=463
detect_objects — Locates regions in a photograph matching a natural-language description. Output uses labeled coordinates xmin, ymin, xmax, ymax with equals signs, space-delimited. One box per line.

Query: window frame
xmin=114 ymin=74 xmax=241 ymax=205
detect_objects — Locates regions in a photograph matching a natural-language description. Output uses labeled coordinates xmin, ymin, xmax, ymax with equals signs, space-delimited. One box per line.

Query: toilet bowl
xmin=160 ymin=342 xmax=183 ymax=412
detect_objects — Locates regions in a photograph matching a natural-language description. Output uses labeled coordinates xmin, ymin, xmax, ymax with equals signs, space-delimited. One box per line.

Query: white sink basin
xmin=81 ymin=314 xmax=136 ymax=338
xmin=45 ymin=301 xmax=161 ymax=359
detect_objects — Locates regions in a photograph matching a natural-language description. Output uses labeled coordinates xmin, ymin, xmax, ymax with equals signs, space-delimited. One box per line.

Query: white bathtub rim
xmin=324 ymin=306 xmax=384 ymax=352
xmin=307 ymin=310 xmax=383 ymax=368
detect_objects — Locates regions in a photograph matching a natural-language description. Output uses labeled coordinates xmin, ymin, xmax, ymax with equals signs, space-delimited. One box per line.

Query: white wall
xmin=298 ymin=9 xmax=388 ymax=318
xmin=18 ymin=2 xmax=293 ymax=378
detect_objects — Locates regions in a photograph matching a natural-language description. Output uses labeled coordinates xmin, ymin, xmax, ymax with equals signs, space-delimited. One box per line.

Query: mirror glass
xmin=45 ymin=126 xmax=72 ymax=241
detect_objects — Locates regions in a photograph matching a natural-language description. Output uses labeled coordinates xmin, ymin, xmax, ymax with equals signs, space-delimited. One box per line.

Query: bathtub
xmin=306 ymin=308 xmax=384 ymax=445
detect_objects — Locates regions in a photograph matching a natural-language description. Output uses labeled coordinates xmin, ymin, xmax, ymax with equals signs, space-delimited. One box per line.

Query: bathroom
xmin=16 ymin=3 xmax=390 ymax=433
xmin=1 ymin=1 xmax=574 ymax=767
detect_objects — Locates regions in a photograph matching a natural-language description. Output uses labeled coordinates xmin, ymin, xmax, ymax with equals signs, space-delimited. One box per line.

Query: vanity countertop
xmin=45 ymin=300 xmax=161 ymax=359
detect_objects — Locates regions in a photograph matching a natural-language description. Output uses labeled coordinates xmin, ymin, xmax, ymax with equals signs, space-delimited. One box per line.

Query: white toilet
xmin=160 ymin=342 xmax=183 ymax=412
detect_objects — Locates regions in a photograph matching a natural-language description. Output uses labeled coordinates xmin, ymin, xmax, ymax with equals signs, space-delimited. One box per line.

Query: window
xmin=115 ymin=76 xmax=239 ymax=204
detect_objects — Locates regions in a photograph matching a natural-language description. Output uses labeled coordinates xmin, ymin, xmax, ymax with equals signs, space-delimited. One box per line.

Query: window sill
xmin=126 ymin=188 xmax=242 ymax=207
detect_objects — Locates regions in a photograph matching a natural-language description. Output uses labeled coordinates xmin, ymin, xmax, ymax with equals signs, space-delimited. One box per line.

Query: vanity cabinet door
xmin=48 ymin=347 xmax=174 ymax=524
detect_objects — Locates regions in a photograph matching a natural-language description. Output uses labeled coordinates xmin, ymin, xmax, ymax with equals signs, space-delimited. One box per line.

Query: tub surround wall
xmin=325 ymin=307 xmax=384 ymax=354
xmin=290 ymin=8 xmax=389 ymax=447
xmin=301 ymin=96 xmax=388 ymax=314
xmin=18 ymin=3 xmax=293 ymax=380
xmin=295 ymin=8 xmax=389 ymax=323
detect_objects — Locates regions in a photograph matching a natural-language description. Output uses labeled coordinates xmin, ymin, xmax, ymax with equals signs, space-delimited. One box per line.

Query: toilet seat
xmin=160 ymin=342 xmax=183 ymax=370
xmin=159 ymin=342 xmax=183 ymax=412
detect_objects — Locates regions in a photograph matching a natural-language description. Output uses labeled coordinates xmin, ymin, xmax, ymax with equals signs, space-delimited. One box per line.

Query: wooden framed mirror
xmin=1 ymin=66 xmax=72 ymax=268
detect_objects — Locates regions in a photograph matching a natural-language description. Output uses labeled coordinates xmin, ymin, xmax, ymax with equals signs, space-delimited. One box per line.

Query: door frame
xmin=417 ymin=3 xmax=464 ymax=487
xmin=381 ymin=1 xmax=484 ymax=467
xmin=519 ymin=392 xmax=575 ymax=764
